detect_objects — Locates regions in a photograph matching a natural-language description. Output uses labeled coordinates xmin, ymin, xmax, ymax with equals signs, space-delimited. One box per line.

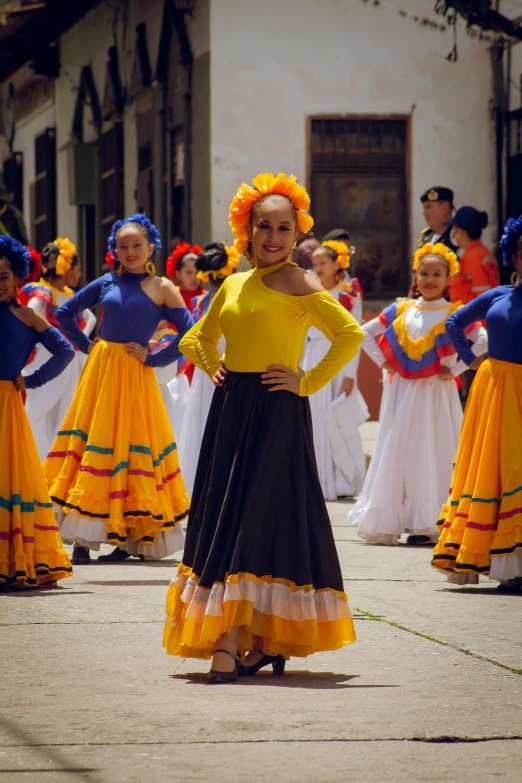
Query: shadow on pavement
xmin=170 ymin=672 xmax=400 ymax=690
xmin=439 ymin=587 xmax=522 ymax=596
xmin=1 ymin=589 xmax=94 ymax=598
xmin=0 ymin=716 xmax=104 ymax=782
xmin=85 ymin=580 xmax=169 ymax=587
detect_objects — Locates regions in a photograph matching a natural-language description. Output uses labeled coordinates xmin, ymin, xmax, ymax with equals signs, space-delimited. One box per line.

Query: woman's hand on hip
xmin=262 ymin=365 xmax=304 ymax=395
xmin=13 ymin=374 xmax=26 ymax=392
xmin=124 ymin=342 xmax=149 ymax=363
xmin=438 ymin=366 xmax=455 ymax=381
xmin=88 ymin=337 xmax=101 ymax=354
xmin=469 ymin=355 xmax=486 ymax=371
xmin=213 ymin=362 xmax=228 ymax=387
xmin=341 ymin=377 xmax=354 ymax=396
xmin=381 ymin=362 xmax=395 ymax=374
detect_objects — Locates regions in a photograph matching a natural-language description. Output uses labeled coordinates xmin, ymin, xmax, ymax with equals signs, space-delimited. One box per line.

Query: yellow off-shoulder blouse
xmin=179 ymin=260 xmax=364 ymax=397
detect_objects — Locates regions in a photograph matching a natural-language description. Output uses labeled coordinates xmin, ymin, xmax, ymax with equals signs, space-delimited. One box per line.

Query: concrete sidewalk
xmin=2 ymin=503 xmax=521 ymax=783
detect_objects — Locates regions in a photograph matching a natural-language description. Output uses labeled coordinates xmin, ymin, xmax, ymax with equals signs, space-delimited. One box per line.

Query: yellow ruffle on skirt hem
xmin=432 ymin=358 xmax=522 ymax=576
xmin=0 ymin=381 xmax=72 ymax=587
xmin=43 ymin=340 xmax=190 ymax=547
xmin=163 ymin=564 xmax=357 ymax=659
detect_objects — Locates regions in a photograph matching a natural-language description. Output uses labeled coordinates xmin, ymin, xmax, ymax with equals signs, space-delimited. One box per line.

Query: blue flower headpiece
xmin=499 ymin=215 xmax=522 ymax=264
xmin=0 ymin=235 xmax=30 ymax=279
xmin=108 ymin=213 xmax=162 ymax=258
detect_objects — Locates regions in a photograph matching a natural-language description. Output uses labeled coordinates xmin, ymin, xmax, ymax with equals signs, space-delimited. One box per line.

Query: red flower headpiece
xmin=166 ymin=243 xmax=203 ymax=279
xmin=105 ymin=251 xmax=116 ymax=270
xmin=26 ymin=246 xmax=42 ymax=283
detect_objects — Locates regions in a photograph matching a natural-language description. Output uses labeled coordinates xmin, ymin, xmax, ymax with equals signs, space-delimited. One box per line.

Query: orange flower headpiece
xmin=197 ymin=244 xmax=241 ymax=283
xmin=322 ymin=240 xmax=351 ymax=270
xmin=166 ymin=243 xmax=203 ymax=279
xmin=229 ymin=173 xmax=314 ymax=255
xmin=414 ymin=242 xmax=459 ymax=278
xmin=42 ymin=237 xmax=76 ymax=276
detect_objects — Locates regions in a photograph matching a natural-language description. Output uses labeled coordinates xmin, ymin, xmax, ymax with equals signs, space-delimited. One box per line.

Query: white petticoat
xmin=302 ymin=334 xmax=368 ymax=500
xmin=177 ymin=367 xmax=217 ymax=497
xmin=24 ymin=347 xmax=83 ymax=462
xmin=347 ymin=373 xmax=463 ymax=544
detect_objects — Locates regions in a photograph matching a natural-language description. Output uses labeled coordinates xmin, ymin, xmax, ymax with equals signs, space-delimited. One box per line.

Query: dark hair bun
xmin=196 ymin=242 xmax=228 ymax=273
xmin=480 ymin=211 xmax=489 ymax=229
xmin=322 ymin=227 xmax=351 ymax=243
xmin=41 ymin=242 xmax=60 ymax=269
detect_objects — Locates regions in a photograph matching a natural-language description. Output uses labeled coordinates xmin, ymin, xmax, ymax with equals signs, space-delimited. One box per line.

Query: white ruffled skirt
xmin=302 ymin=336 xmax=368 ymax=501
xmin=347 ymin=373 xmax=463 ymax=544
xmin=177 ymin=367 xmax=216 ymax=497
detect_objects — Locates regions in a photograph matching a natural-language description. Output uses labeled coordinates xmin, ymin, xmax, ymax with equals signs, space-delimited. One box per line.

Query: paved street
xmin=2 ymin=430 xmax=522 ymax=782
xmin=2 ymin=511 xmax=521 ymax=782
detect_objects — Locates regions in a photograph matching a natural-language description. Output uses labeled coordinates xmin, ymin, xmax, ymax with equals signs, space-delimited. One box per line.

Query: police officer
xmin=417 ymin=187 xmax=457 ymax=254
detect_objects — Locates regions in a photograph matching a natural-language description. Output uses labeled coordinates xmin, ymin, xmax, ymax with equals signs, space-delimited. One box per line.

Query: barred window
xmin=310 ymin=118 xmax=409 ymax=297
xmin=34 ymin=128 xmax=56 ymax=250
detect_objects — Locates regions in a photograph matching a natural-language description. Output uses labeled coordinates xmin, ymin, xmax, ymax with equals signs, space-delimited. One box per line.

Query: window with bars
xmin=34 ymin=128 xmax=56 ymax=250
xmin=507 ymin=108 xmax=522 ymax=222
xmin=310 ymin=118 xmax=409 ymax=297
xmin=136 ymin=110 xmax=154 ymax=221
xmin=99 ymin=122 xmax=124 ymax=263
xmin=3 ymin=153 xmax=23 ymax=212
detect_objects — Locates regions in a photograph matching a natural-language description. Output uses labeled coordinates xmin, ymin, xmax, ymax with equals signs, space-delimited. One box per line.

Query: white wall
xmin=210 ymin=0 xmax=496 ymax=251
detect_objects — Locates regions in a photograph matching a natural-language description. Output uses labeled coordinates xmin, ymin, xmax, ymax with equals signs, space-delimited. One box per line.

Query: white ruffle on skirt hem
xmin=55 ymin=507 xmax=185 ymax=557
xmin=302 ymin=335 xmax=368 ymax=501
xmin=347 ymin=373 xmax=463 ymax=544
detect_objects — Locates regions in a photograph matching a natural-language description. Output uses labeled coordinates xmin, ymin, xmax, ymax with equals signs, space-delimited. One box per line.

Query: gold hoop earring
xmin=292 ymin=241 xmax=298 ymax=249
xmin=145 ymin=260 xmax=156 ymax=276
xmin=117 ymin=265 xmax=124 ymax=277
xmin=510 ymin=271 xmax=521 ymax=287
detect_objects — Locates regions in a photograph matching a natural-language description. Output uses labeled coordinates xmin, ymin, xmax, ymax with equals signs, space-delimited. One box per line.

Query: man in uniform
xmin=0 ymin=179 xmax=29 ymax=245
xmin=417 ymin=186 xmax=457 ymax=254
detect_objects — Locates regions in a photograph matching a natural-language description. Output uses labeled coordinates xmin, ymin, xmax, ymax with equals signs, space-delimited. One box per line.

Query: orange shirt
xmin=448 ymin=240 xmax=499 ymax=304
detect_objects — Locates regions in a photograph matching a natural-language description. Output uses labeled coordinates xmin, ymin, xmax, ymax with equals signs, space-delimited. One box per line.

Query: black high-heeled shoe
xmin=238 ymin=653 xmax=286 ymax=677
xmin=207 ymin=649 xmax=243 ymax=684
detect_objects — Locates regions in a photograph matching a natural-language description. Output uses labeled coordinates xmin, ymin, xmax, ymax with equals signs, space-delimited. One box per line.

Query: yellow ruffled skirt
xmin=432 ymin=358 xmax=522 ymax=581
xmin=43 ymin=341 xmax=190 ymax=553
xmin=0 ymin=381 xmax=71 ymax=587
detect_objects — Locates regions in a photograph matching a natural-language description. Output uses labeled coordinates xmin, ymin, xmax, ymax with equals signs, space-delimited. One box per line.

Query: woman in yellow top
xmin=163 ymin=173 xmax=364 ymax=683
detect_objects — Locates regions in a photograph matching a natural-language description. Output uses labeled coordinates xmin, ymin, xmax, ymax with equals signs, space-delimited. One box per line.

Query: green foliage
xmin=434 ymin=0 xmax=492 ymax=27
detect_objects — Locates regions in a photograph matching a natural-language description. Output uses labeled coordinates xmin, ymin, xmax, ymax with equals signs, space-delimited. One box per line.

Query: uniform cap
xmin=420 ymin=187 xmax=454 ymax=204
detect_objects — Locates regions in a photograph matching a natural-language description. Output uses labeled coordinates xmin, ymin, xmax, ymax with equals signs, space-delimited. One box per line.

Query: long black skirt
xmin=163 ymin=372 xmax=356 ymax=659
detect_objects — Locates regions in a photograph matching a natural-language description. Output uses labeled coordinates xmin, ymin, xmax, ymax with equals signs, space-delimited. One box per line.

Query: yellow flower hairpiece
xmin=228 ymin=173 xmax=314 ymax=255
xmin=413 ymin=242 xmax=459 ymax=278
xmin=197 ymin=244 xmax=241 ymax=283
xmin=322 ymin=240 xmax=351 ymax=270
xmin=53 ymin=238 xmax=76 ymax=276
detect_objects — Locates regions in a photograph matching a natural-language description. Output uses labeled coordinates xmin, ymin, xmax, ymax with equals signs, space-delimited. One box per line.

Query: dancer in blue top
xmin=0 ymin=235 xmax=74 ymax=588
xmin=432 ymin=215 xmax=522 ymax=590
xmin=43 ymin=214 xmax=194 ymax=565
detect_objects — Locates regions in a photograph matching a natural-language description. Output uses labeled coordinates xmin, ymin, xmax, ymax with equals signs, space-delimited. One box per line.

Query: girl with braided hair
xmin=18 ymin=238 xmax=96 ymax=460
xmin=163 ymin=174 xmax=364 ymax=682
xmin=0 ymin=236 xmax=74 ymax=588
xmin=432 ymin=216 xmax=522 ymax=590
xmin=348 ymin=244 xmax=487 ymax=546
xmin=43 ymin=214 xmax=193 ymax=565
